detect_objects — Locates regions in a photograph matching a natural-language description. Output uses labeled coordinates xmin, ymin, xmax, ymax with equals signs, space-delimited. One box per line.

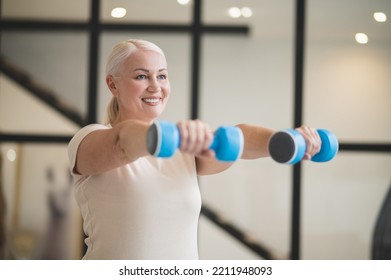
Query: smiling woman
xmin=104 ymin=40 xmax=169 ymax=125
xmin=67 ymin=38 xmax=320 ymax=260
xmin=106 ymin=50 xmax=170 ymax=123
xmin=68 ymin=40 xmax=211 ymax=259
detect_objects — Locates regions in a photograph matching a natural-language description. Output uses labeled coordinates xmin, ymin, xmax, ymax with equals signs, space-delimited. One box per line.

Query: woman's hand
xmin=295 ymin=125 xmax=322 ymax=160
xmin=177 ymin=119 xmax=215 ymax=159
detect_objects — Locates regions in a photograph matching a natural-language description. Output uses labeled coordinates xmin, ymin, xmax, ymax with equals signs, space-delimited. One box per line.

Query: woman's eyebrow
xmin=131 ymin=68 xmax=167 ymax=72
xmin=132 ymin=68 xmax=149 ymax=72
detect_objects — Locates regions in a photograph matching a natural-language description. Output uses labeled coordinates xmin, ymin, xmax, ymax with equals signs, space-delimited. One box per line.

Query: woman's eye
xmin=136 ymin=74 xmax=147 ymax=80
xmin=158 ymin=74 xmax=167 ymax=80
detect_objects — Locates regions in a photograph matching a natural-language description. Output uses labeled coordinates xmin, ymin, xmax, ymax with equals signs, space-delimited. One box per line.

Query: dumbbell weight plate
xmin=147 ymin=121 xmax=180 ymax=157
xmin=146 ymin=121 xmax=159 ymax=156
xmin=268 ymin=129 xmax=306 ymax=164
xmin=311 ymin=129 xmax=339 ymax=162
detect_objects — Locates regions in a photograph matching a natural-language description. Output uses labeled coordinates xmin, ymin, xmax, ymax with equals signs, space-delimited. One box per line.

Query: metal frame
xmin=291 ymin=0 xmax=306 ymax=260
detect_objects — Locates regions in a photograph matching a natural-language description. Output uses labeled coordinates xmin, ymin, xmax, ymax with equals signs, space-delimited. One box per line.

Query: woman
xmin=68 ymin=39 xmax=320 ymax=259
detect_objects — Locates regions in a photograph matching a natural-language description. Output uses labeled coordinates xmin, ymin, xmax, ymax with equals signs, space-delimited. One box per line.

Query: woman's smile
xmin=142 ymin=97 xmax=162 ymax=106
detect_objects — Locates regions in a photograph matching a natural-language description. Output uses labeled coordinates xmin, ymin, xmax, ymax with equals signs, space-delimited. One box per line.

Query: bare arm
xmin=73 ymin=120 xmax=150 ymax=175
xmin=196 ymin=124 xmax=275 ymax=176
xmin=196 ymin=123 xmax=322 ymax=175
xmin=237 ymin=124 xmax=275 ymax=159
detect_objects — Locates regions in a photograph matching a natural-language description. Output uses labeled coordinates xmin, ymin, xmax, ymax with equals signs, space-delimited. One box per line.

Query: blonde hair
xmin=104 ymin=39 xmax=165 ymax=125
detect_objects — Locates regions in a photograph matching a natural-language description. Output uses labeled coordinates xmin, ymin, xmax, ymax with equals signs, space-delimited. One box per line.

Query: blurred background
xmin=0 ymin=0 xmax=390 ymax=260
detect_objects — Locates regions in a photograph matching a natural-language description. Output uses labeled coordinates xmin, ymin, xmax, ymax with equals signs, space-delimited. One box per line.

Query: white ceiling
xmin=1 ymin=0 xmax=391 ymax=42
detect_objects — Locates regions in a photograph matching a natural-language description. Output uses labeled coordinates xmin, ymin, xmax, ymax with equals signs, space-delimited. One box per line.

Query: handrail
xmin=0 ymin=56 xmax=85 ymax=127
xmin=201 ymin=205 xmax=277 ymax=260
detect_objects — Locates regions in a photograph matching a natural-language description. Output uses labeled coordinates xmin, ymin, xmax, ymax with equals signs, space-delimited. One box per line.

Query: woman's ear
xmin=106 ymin=75 xmax=118 ymax=94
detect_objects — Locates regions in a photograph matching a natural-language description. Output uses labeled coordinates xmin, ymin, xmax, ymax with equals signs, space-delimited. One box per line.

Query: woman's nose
xmin=147 ymin=78 xmax=161 ymax=92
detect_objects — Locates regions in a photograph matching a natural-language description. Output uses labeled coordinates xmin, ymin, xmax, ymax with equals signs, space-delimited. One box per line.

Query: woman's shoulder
xmin=68 ymin=123 xmax=110 ymax=151
xmin=67 ymin=123 xmax=111 ymax=177
xmin=80 ymin=123 xmax=110 ymax=132
xmin=74 ymin=123 xmax=110 ymax=138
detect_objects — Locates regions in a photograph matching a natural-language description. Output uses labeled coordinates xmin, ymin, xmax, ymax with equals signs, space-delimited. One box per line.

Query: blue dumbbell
xmin=268 ymin=129 xmax=339 ymax=164
xmin=146 ymin=120 xmax=244 ymax=162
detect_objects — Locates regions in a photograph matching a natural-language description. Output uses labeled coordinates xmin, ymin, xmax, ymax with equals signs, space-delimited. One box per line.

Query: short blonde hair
xmin=104 ymin=39 xmax=165 ymax=125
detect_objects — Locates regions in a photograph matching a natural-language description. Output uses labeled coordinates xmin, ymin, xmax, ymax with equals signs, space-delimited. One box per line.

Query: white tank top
xmin=68 ymin=124 xmax=201 ymax=259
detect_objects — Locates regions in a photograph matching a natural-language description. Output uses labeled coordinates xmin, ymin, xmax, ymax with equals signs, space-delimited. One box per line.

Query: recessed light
xmin=228 ymin=7 xmax=241 ymax=18
xmin=7 ymin=149 xmax=16 ymax=162
xmin=228 ymin=6 xmax=253 ymax=19
xmin=241 ymin=7 xmax=253 ymax=18
xmin=111 ymin=7 xmax=127 ymax=18
xmin=355 ymin=33 xmax=368 ymax=44
xmin=374 ymin=12 xmax=387 ymax=22
xmin=177 ymin=0 xmax=190 ymax=5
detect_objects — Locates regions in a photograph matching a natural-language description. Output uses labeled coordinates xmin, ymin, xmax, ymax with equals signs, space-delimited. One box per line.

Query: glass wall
xmin=101 ymin=0 xmax=192 ymax=24
xmin=1 ymin=0 xmax=88 ymax=259
xmin=1 ymin=32 xmax=89 ymax=123
xmin=199 ymin=0 xmax=295 ymax=259
xmin=305 ymin=0 xmax=391 ymax=142
xmin=1 ymin=143 xmax=82 ymax=259
xmin=303 ymin=0 xmax=391 ymax=259
xmin=1 ymin=0 xmax=89 ymax=21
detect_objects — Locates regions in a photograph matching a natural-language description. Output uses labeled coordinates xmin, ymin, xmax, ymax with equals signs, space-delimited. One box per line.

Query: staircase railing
xmin=201 ymin=205 xmax=276 ymax=259
xmin=0 ymin=56 xmax=84 ymax=127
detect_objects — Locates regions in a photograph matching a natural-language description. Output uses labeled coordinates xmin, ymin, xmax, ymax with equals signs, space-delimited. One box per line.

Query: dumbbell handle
xmin=268 ymin=129 xmax=339 ymax=164
xmin=147 ymin=120 xmax=243 ymax=162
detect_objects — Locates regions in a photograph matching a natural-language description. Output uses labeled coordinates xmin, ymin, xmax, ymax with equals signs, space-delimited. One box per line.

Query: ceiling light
xmin=111 ymin=7 xmax=127 ymax=18
xmin=228 ymin=7 xmax=241 ymax=18
xmin=373 ymin=12 xmax=387 ymax=22
xmin=355 ymin=33 xmax=368 ymax=44
xmin=7 ymin=149 xmax=16 ymax=162
xmin=241 ymin=7 xmax=253 ymax=18
xmin=177 ymin=0 xmax=190 ymax=5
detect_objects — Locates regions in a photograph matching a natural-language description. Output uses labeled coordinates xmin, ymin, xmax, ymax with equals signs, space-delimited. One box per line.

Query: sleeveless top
xmin=68 ymin=124 xmax=201 ymax=259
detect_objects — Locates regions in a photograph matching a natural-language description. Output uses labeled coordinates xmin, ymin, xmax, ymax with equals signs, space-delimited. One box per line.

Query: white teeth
xmin=143 ymin=98 xmax=160 ymax=103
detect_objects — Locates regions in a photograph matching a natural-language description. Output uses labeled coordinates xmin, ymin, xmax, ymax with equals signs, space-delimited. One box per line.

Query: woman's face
xmin=108 ymin=49 xmax=170 ymax=123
